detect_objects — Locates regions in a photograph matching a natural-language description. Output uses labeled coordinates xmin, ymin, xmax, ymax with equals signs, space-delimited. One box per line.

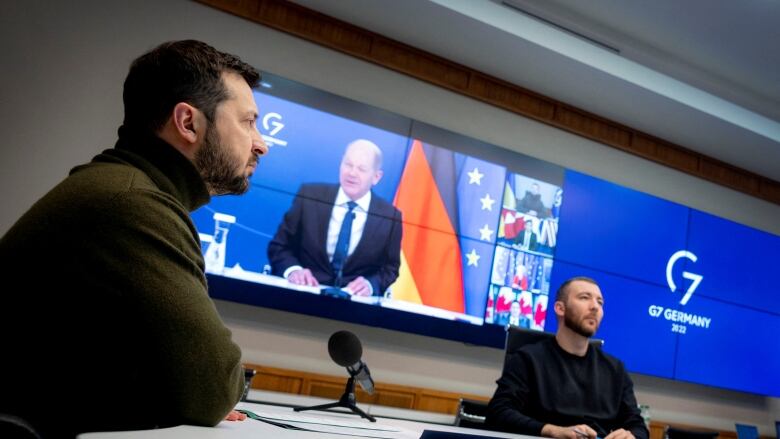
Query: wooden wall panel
xmin=363 ymin=389 xmax=417 ymax=409
xmin=417 ymin=392 xmax=461 ymax=415
xmin=654 ymin=143 xmax=700 ymax=174
xmin=371 ymin=40 xmax=471 ymax=91
xmin=632 ymin=135 xmax=661 ymax=160
xmin=469 ymin=74 xmax=555 ymax=120
xmin=197 ymin=0 xmax=780 ymax=206
xmin=304 ymin=379 xmax=418 ymax=409
xmin=306 ymin=380 xmax=347 ymax=400
xmin=759 ymin=177 xmax=780 ymax=201
xmin=700 ymin=158 xmax=760 ymax=193
xmin=553 ymin=106 xmax=632 ymax=148
xmin=252 ymin=366 xmax=304 ymax=393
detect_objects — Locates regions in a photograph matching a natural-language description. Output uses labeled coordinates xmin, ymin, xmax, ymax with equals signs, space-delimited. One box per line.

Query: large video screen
xmin=193 ymin=74 xmax=780 ymax=397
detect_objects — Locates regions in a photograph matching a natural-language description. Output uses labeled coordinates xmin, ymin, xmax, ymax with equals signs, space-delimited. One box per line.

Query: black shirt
xmin=487 ymin=338 xmax=648 ymax=439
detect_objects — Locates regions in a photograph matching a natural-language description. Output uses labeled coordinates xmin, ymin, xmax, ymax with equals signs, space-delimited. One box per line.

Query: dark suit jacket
xmin=514 ymin=230 xmax=538 ymax=251
xmin=267 ymin=183 xmax=403 ymax=295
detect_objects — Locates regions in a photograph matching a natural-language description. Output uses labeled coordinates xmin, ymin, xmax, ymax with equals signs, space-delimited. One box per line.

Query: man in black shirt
xmin=517 ymin=182 xmax=548 ymax=217
xmin=487 ymin=277 xmax=648 ymax=439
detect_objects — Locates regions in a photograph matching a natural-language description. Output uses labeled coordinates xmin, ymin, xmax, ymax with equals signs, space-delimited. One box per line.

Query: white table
xmin=78 ymin=397 xmax=536 ymax=439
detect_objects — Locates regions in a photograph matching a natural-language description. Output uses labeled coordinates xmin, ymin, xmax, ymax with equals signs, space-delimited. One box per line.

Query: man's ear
xmin=371 ymin=169 xmax=384 ymax=186
xmin=171 ymin=102 xmax=201 ymax=145
xmin=554 ymin=300 xmax=565 ymax=317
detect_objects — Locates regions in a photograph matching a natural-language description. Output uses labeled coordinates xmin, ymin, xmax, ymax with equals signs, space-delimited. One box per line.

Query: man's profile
xmin=0 ymin=40 xmax=267 ymax=437
xmin=487 ymin=276 xmax=648 ymax=439
xmin=268 ymin=139 xmax=402 ymax=296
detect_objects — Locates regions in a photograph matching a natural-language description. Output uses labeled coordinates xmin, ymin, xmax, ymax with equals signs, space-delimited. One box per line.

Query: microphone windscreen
xmin=328 ymin=330 xmax=362 ymax=367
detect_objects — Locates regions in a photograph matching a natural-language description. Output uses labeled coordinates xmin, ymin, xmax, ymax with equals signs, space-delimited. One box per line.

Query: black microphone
xmin=321 ymin=264 xmax=351 ymax=299
xmin=328 ymin=330 xmax=375 ymax=394
xmin=321 ymin=268 xmax=351 ymax=299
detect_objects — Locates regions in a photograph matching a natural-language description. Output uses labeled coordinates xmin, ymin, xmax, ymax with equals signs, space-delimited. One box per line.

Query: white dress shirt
xmin=326 ymin=188 xmax=371 ymax=261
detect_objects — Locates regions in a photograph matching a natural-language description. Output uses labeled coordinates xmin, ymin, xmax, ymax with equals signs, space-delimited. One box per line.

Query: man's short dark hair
xmin=122 ymin=40 xmax=260 ymax=135
xmin=555 ymin=276 xmax=598 ymax=302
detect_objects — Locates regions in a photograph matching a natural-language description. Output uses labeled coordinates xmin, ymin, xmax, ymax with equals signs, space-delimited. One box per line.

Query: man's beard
xmin=563 ymin=307 xmax=598 ymax=338
xmin=195 ymin=124 xmax=255 ymax=195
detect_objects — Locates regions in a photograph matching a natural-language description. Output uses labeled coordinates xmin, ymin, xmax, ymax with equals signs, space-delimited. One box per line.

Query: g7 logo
xmin=262 ymin=112 xmax=284 ymax=136
xmin=665 ymin=250 xmax=703 ymax=306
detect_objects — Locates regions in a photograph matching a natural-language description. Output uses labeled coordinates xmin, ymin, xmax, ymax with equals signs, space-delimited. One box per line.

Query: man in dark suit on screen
xmin=514 ymin=218 xmax=539 ymax=251
xmin=268 ymin=139 xmax=402 ymax=296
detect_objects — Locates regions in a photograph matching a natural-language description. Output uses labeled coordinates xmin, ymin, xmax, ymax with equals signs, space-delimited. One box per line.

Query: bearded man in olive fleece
xmin=0 ymin=40 xmax=268 ymax=438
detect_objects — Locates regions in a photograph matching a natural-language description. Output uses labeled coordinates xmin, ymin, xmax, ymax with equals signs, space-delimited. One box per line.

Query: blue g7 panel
xmin=555 ymin=171 xmax=690 ymax=289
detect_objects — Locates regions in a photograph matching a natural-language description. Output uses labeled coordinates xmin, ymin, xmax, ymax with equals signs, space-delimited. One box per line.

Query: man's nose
xmin=253 ymin=132 xmax=268 ymax=156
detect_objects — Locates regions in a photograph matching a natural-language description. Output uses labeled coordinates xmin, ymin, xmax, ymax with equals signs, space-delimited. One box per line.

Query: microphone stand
xmin=293 ymin=376 xmax=376 ymax=422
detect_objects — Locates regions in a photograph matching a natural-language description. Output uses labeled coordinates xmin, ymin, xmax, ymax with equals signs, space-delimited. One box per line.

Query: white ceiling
xmin=290 ymin=0 xmax=780 ymax=181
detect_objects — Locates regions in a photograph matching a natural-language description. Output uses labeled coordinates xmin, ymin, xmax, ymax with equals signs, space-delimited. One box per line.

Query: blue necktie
xmin=331 ymin=201 xmax=358 ymax=282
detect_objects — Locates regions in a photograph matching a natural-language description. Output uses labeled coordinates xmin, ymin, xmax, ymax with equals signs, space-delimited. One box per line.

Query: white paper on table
xmin=244 ymin=409 xmax=420 ymax=438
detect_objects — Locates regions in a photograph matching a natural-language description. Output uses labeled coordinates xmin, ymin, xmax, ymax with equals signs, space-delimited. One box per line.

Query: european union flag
xmin=456 ymin=156 xmax=506 ymax=317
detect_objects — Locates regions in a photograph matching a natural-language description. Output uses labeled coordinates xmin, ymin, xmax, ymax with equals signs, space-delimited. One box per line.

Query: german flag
xmin=391 ymin=140 xmax=465 ymax=313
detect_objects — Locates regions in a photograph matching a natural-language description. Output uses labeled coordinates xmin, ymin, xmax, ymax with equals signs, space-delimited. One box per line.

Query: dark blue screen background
xmin=686 ymin=209 xmax=780 ymax=313
xmin=554 ymin=170 xmax=689 ymax=288
xmin=674 ymin=295 xmax=780 ymax=396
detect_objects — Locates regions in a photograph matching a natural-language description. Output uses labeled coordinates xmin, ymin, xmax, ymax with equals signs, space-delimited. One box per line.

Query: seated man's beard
xmin=563 ymin=309 xmax=597 ymax=338
xmin=196 ymin=126 xmax=251 ymax=195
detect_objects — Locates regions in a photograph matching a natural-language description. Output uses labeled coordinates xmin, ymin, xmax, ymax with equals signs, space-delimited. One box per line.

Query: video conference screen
xmin=192 ymin=74 xmax=780 ymax=397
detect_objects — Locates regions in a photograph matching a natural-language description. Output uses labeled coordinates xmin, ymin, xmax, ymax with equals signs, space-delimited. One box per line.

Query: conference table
xmin=79 ymin=389 xmax=535 ymax=439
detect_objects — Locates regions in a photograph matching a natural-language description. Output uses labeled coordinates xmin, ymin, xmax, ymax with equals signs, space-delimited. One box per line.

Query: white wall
xmin=2 ymin=0 xmax=778 ymax=434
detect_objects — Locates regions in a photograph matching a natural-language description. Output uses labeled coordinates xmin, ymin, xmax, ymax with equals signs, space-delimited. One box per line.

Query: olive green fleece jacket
xmin=0 ymin=130 xmax=244 ymax=438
